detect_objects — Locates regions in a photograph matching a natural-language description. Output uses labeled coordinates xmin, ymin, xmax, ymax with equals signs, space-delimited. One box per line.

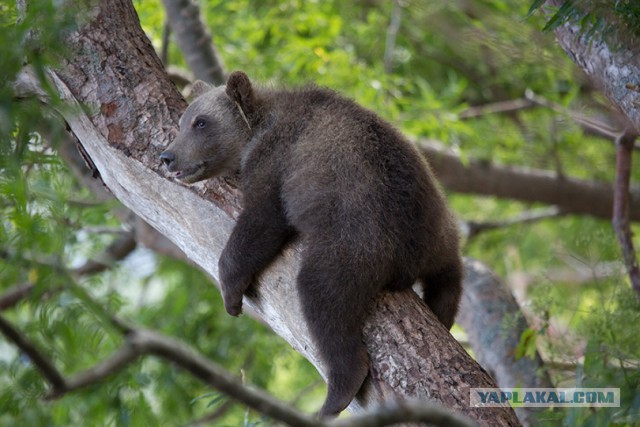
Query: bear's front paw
xmin=220 ymin=280 xmax=246 ymax=316
xmin=223 ymin=292 xmax=243 ymax=316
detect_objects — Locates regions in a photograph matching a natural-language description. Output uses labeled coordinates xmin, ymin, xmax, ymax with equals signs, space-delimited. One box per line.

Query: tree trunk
xmin=546 ymin=0 xmax=640 ymax=133
xmin=46 ymin=0 xmax=520 ymax=425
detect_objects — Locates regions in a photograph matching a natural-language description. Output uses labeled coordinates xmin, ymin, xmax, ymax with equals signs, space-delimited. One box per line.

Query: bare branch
xmin=459 ymin=98 xmax=536 ymax=119
xmin=0 ymin=314 xmax=67 ymax=391
xmin=612 ymin=129 xmax=640 ymax=295
xmin=460 ymin=91 xmax=627 ymax=145
xmin=463 ymin=206 xmax=564 ymax=241
xmin=420 ymin=140 xmax=640 ymax=222
xmin=523 ymin=89 xmax=622 ymax=142
xmin=38 ymin=321 xmax=477 ymax=427
xmin=161 ymin=19 xmax=170 ymax=65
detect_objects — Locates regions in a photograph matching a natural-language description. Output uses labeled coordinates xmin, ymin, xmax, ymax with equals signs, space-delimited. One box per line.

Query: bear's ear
xmin=225 ymin=71 xmax=256 ymax=114
xmin=191 ymin=80 xmax=213 ymax=98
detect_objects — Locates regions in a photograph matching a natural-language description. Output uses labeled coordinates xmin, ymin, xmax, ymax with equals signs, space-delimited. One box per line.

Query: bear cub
xmin=160 ymin=71 xmax=462 ymax=417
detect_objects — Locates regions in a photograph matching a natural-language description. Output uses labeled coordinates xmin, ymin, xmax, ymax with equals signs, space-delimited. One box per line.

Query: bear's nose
xmin=160 ymin=151 xmax=175 ymax=167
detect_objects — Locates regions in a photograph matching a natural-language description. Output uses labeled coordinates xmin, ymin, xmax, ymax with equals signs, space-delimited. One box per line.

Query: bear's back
xmin=267 ymin=88 xmax=453 ymax=275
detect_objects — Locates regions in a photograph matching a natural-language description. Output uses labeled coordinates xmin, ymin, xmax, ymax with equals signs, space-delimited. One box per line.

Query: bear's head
xmin=160 ymin=71 xmax=256 ymax=183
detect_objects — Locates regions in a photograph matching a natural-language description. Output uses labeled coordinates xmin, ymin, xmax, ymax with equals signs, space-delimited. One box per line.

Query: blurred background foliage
xmin=1 ymin=0 xmax=639 ymax=425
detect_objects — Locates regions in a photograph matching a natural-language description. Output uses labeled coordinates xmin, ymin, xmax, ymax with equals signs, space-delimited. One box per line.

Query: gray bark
xmin=458 ymin=259 xmax=553 ymax=427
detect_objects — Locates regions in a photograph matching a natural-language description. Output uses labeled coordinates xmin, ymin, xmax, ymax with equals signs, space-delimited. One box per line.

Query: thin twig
xmin=612 ymin=129 xmax=640 ymax=295
xmin=524 ymin=89 xmax=622 ymax=142
xmin=459 ymin=98 xmax=536 ymax=119
xmin=464 ymin=206 xmax=564 ymax=241
xmin=459 ymin=90 xmax=630 ymax=146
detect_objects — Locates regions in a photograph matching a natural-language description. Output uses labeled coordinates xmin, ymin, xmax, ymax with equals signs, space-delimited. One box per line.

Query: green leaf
xmin=542 ymin=0 xmax=578 ymax=32
xmin=526 ymin=0 xmax=547 ymax=19
xmin=514 ymin=328 xmax=538 ymax=360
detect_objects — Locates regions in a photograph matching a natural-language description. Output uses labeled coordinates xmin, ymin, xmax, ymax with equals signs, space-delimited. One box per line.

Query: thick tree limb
xmin=420 ymin=140 xmax=640 ymax=222
xmin=30 ymin=1 xmax=519 ymax=425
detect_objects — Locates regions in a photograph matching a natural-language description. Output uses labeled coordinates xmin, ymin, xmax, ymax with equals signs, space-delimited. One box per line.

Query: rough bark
xmin=546 ymin=0 xmax=640 ymax=133
xmin=458 ymin=259 xmax=553 ymax=427
xmin=39 ymin=0 xmax=519 ymax=425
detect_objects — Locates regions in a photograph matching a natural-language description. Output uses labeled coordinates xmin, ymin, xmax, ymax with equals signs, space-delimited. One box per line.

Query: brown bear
xmin=160 ymin=71 xmax=462 ymax=417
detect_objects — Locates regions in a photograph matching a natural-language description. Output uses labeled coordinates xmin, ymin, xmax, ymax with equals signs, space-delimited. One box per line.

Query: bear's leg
xmin=218 ymin=203 xmax=293 ymax=316
xmin=420 ymin=260 xmax=463 ymax=330
xmin=296 ymin=251 xmax=373 ymax=418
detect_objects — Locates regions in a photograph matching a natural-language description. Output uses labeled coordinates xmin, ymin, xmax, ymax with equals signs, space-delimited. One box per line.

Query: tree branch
xmin=463 ymin=207 xmax=564 ymax=241
xmin=2 ymin=282 xmax=477 ymax=427
xmin=43 ymin=321 xmax=477 ymax=427
xmin=161 ymin=0 xmax=226 ymax=85
xmin=0 ymin=314 xmax=67 ymax=391
xmin=459 ymin=98 xmax=537 ymax=119
xmin=420 ymin=140 xmax=640 ymax=222
xmin=612 ymin=129 xmax=640 ymax=295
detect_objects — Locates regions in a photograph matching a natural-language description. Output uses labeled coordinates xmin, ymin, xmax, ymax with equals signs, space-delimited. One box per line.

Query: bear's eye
xmin=194 ymin=118 xmax=206 ymax=129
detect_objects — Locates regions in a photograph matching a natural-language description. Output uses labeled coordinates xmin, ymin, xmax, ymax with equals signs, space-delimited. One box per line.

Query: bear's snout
xmin=160 ymin=151 xmax=176 ymax=168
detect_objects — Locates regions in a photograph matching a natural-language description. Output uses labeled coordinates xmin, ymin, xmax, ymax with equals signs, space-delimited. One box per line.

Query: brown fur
xmin=160 ymin=71 xmax=463 ymax=417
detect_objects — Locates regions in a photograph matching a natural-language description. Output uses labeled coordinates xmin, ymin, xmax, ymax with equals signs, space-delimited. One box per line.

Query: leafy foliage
xmin=1 ymin=0 xmax=639 ymax=425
